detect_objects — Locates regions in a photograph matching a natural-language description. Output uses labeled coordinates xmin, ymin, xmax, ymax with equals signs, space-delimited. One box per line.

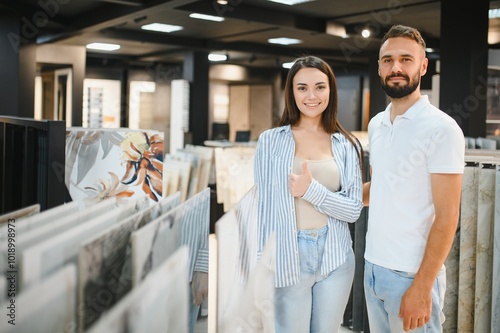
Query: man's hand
xmin=288 ymin=161 xmax=312 ymax=197
xmin=399 ymin=282 xmax=432 ymax=331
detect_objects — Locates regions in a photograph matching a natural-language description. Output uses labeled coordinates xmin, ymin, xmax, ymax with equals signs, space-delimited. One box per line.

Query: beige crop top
xmin=293 ymin=156 xmax=341 ymax=230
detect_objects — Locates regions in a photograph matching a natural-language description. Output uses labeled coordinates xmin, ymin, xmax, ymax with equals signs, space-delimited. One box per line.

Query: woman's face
xmin=292 ymin=67 xmax=330 ymax=120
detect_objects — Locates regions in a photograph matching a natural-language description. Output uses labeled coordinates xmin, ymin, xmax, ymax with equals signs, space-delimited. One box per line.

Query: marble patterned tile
xmin=443 ymin=226 xmax=460 ymax=333
xmin=87 ymin=246 xmax=189 ymax=333
xmin=78 ymin=192 xmax=180 ymax=331
xmin=457 ymin=164 xmax=479 ymax=332
xmin=474 ymin=164 xmax=495 ymax=333
xmin=491 ymin=166 xmax=500 ymax=331
xmin=0 ymin=197 xmax=120 ymax=299
xmin=20 ymin=196 xmax=148 ymax=291
xmin=0 ymin=274 xmax=5 ymax=304
xmin=0 ymin=204 xmax=40 ymax=224
xmin=0 ymin=201 xmax=80 ymax=240
xmin=0 ymin=264 xmax=77 ymax=333
xmin=131 ymin=188 xmax=210 ymax=287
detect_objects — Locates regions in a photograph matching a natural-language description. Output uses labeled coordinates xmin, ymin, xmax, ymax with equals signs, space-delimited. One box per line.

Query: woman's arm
xmin=301 ymin=140 xmax=363 ymax=222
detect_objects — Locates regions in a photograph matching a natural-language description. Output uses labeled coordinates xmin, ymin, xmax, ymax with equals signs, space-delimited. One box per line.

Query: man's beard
xmin=380 ymin=73 xmax=420 ymax=99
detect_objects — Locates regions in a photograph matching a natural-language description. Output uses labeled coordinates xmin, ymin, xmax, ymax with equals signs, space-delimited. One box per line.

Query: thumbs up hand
xmin=288 ymin=160 xmax=313 ymax=197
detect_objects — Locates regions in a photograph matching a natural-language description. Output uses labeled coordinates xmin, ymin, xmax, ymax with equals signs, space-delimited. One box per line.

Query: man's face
xmin=378 ymin=37 xmax=428 ymax=99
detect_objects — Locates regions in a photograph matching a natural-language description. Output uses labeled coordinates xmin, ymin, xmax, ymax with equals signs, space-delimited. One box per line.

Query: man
xmin=363 ymin=25 xmax=465 ymax=332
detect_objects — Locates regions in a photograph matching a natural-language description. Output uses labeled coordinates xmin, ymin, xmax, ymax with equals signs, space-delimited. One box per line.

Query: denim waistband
xmin=297 ymin=225 xmax=328 ymax=240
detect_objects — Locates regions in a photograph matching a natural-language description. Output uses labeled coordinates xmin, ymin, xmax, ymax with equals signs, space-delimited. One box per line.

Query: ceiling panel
xmin=0 ymin=0 xmax=496 ymax=69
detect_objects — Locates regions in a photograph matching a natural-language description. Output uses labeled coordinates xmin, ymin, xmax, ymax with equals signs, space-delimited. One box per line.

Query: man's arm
xmin=399 ymin=173 xmax=462 ymax=331
xmin=362 ymin=167 xmax=372 ymax=206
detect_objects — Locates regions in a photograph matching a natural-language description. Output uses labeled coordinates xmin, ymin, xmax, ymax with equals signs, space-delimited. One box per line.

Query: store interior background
xmin=1 ymin=0 xmax=500 ymax=146
xmin=2 ymin=1 xmax=500 ymax=332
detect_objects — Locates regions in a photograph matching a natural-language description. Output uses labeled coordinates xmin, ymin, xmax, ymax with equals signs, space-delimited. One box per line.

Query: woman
xmin=254 ymin=55 xmax=364 ymax=332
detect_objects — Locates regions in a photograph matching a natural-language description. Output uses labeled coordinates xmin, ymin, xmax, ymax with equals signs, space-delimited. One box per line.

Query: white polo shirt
xmin=365 ymin=95 xmax=465 ymax=273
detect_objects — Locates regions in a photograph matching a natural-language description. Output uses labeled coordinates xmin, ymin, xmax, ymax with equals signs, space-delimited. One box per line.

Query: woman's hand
xmin=288 ymin=161 xmax=312 ymax=197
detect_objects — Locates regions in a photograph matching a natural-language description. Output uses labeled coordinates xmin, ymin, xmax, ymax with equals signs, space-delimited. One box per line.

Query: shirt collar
xmin=382 ymin=95 xmax=430 ymax=126
xmin=278 ymin=124 xmax=341 ymax=141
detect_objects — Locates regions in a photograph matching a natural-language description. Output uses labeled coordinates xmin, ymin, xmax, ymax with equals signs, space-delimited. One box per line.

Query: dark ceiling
xmin=2 ymin=0 xmax=500 ymax=70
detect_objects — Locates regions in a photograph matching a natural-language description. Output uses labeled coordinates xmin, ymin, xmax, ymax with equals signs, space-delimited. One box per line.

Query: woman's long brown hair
xmin=279 ymin=55 xmax=364 ymax=178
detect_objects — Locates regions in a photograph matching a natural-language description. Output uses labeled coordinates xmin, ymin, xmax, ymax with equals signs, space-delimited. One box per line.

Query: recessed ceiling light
xmin=208 ymin=53 xmax=228 ymax=61
xmin=86 ymin=43 xmax=121 ymax=51
xmin=141 ymin=23 xmax=183 ymax=33
xmin=268 ymin=37 xmax=302 ymax=45
xmin=282 ymin=61 xmax=295 ymax=69
xmin=361 ymin=28 xmax=371 ymax=38
xmin=268 ymin=0 xmax=315 ymax=5
xmin=189 ymin=13 xmax=225 ymax=22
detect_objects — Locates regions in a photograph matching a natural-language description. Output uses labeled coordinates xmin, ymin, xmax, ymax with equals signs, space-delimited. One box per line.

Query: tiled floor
xmin=194 ymin=316 xmax=356 ymax=332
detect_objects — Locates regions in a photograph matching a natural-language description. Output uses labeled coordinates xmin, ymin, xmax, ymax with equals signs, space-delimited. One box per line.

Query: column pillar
xmin=0 ymin=11 xmax=35 ymax=118
xmin=183 ymin=51 xmax=209 ymax=145
xmin=439 ymin=0 xmax=489 ymax=137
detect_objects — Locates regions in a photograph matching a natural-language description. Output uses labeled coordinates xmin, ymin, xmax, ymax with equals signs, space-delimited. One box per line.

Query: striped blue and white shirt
xmin=254 ymin=125 xmax=363 ymax=288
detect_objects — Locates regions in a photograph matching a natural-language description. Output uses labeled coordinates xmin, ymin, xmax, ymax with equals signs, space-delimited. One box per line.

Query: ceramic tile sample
xmin=0 ymin=197 xmax=118 ymax=276
xmin=443 ymin=227 xmax=460 ymax=333
xmin=214 ymin=147 xmax=255 ymax=212
xmin=0 ymin=264 xmax=77 ymax=333
xmin=164 ymin=156 xmax=191 ymax=202
xmin=0 ymin=204 xmax=40 ymax=224
xmin=172 ymin=150 xmax=201 ymax=198
xmin=457 ymin=164 xmax=479 ymax=332
xmin=491 ymin=166 xmax=500 ymax=332
xmin=163 ymin=164 xmax=180 ymax=196
xmin=215 ymin=186 xmax=276 ymax=333
xmin=474 ymin=164 xmax=495 ymax=333
xmin=0 ymin=201 xmax=80 ymax=240
xmin=131 ymin=188 xmax=210 ymax=287
xmin=0 ymin=274 xmax=5 ymax=304
xmin=66 ymin=129 xmax=165 ymax=204
xmin=87 ymin=247 xmax=189 ymax=333
xmin=20 ymin=196 xmax=148 ymax=291
xmin=184 ymin=144 xmax=214 ymax=192
xmin=78 ymin=192 xmax=180 ymax=331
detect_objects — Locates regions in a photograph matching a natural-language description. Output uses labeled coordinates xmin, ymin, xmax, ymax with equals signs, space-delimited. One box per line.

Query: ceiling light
xmin=217 ymin=0 xmax=228 ymax=4
xmin=208 ymin=53 xmax=228 ymax=61
xmin=190 ymin=13 xmax=225 ymax=22
xmin=361 ymin=28 xmax=371 ymax=38
xmin=326 ymin=22 xmax=348 ymax=38
xmin=282 ymin=61 xmax=295 ymax=69
xmin=490 ymin=8 xmax=500 ymax=19
xmin=268 ymin=37 xmax=302 ymax=45
xmin=141 ymin=23 xmax=183 ymax=33
xmin=86 ymin=42 xmax=121 ymax=51
xmin=267 ymin=0 xmax=315 ymax=5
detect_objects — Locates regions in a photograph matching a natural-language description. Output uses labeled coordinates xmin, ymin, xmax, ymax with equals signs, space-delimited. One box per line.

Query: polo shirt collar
xmin=381 ymin=95 xmax=430 ymax=126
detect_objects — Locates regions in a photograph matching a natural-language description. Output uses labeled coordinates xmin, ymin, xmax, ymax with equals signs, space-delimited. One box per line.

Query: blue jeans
xmin=364 ymin=260 xmax=446 ymax=333
xmin=275 ymin=226 xmax=355 ymax=333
